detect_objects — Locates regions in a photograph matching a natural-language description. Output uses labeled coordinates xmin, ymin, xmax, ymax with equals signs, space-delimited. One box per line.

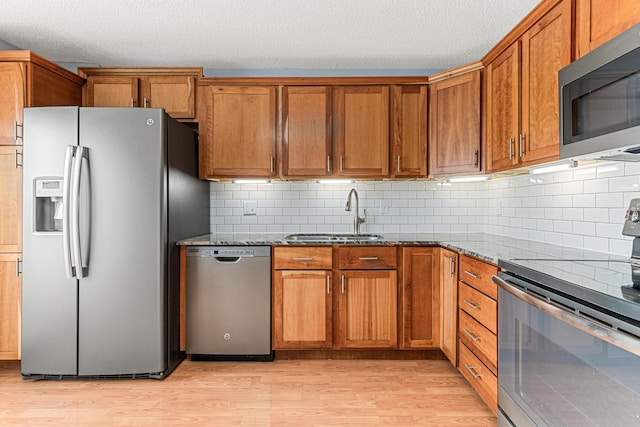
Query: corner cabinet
xmin=400 ymin=247 xmax=440 ymax=348
xmin=0 ymin=51 xmax=84 ymax=360
xmin=79 ymin=67 xmax=201 ymax=120
xmin=440 ymin=248 xmax=458 ymax=365
xmin=337 ymin=246 xmax=397 ymax=349
xmin=272 ymin=247 xmax=333 ymax=349
xmin=575 ymin=0 xmax=640 ymax=58
xmin=485 ymin=0 xmax=572 ymax=172
xmin=198 ymin=85 xmax=277 ymax=179
xmin=428 ymin=65 xmax=482 ymax=176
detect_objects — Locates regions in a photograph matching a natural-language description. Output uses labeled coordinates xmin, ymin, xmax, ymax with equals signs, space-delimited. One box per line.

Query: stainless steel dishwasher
xmin=185 ymin=246 xmax=273 ymax=361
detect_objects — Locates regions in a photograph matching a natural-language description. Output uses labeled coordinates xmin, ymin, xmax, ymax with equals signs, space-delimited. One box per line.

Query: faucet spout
xmin=345 ymin=188 xmax=366 ymax=234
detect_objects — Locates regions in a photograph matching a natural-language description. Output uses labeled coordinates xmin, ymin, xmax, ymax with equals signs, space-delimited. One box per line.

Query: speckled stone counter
xmin=178 ymin=233 xmax=627 ymax=265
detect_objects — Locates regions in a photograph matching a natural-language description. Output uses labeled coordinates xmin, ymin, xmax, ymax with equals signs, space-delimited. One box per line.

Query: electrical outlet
xmin=495 ymin=200 xmax=503 ymax=216
xmin=243 ymin=200 xmax=257 ymax=215
xmin=380 ymin=200 xmax=391 ymax=215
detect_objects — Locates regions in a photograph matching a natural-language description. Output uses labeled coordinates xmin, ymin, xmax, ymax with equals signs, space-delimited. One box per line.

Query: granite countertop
xmin=178 ymin=232 xmax=627 ymax=265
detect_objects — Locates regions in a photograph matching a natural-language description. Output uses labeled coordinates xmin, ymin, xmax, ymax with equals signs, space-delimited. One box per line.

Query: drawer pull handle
xmin=464 ymin=270 xmax=479 ymax=279
xmin=359 ymin=257 xmax=379 ymax=261
xmin=293 ymin=257 xmax=313 ymax=261
xmin=464 ymin=364 xmax=482 ymax=380
xmin=464 ymin=299 xmax=480 ymax=310
xmin=464 ymin=329 xmax=480 ymax=342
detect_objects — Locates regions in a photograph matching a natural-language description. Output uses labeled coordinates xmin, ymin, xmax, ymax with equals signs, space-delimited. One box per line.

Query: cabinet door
xmin=0 ymin=254 xmax=21 ymax=360
xmin=273 ymin=270 xmax=332 ymax=349
xmin=391 ymin=85 xmax=426 ymax=177
xmin=485 ymin=43 xmax=521 ymax=173
xmin=140 ymin=75 xmax=196 ymax=119
xmin=338 ymin=270 xmax=397 ymax=349
xmin=440 ymin=248 xmax=458 ymax=365
xmin=0 ymin=146 xmax=22 ymax=253
xmin=428 ymin=71 xmax=481 ymax=176
xmin=86 ymin=76 xmax=139 ymax=107
xmin=200 ymin=86 xmax=277 ymax=178
xmin=576 ymin=0 xmax=640 ymax=58
xmin=520 ymin=0 xmax=571 ymax=166
xmin=0 ymin=62 xmax=24 ymax=146
xmin=334 ymin=86 xmax=389 ymax=177
xmin=281 ymin=86 xmax=332 ymax=177
xmin=401 ymin=247 xmax=439 ymax=349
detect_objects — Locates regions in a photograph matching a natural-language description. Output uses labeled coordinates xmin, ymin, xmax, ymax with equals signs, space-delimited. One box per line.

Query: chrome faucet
xmin=345 ymin=188 xmax=366 ymax=234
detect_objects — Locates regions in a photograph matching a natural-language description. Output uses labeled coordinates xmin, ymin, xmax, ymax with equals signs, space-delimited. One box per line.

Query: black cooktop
xmin=499 ymin=257 xmax=640 ymax=324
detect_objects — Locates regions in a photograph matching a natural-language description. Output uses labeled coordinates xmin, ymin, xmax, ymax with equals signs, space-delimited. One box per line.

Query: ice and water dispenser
xmin=34 ymin=178 xmax=64 ymax=233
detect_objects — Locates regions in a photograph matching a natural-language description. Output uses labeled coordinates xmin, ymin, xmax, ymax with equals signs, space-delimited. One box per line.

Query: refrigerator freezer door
xmin=76 ymin=108 xmax=166 ymax=376
xmin=22 ymin=107 xmax=80 ymax=376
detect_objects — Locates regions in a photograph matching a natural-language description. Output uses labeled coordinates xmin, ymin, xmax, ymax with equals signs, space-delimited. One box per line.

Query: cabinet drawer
xmin=459 ymin=282 xmax=497 ymax=334
xmin=459 ymin=254 xmax=498 ymax=299
xmin=273 ymin=247 xmax=332 ymax=270
xmin=459 ymin=343 xmax=497 ymax=414
xmin=338 ymin=246 xmax=397 ymax=269
xmin=459 ymin=310 xmax=497 ymax=375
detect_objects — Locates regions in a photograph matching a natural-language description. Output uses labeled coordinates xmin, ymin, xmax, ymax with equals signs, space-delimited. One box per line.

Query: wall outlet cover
xmin=380 ymin=200 xmax=391 ymax=215
xmin=243 ymin=200 xmax=258 ymax=215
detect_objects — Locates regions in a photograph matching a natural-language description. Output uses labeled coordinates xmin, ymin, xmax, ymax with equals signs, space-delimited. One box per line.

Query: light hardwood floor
xmin=0 ymin=359 xmax=496 ymax=426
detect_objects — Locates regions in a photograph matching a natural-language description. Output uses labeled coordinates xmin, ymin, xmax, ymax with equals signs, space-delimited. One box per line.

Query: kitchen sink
xmin=285 ymin=233 xmax=384 ymax=242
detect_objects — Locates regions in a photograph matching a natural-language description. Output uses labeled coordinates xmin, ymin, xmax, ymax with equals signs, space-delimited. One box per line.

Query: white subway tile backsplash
xmin=208 ymin=161 xmax=640 ymax=257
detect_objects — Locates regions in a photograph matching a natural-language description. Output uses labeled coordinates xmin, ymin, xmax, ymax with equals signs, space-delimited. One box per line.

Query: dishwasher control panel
xmin=186 ymin=246 xmax=270 ymax=258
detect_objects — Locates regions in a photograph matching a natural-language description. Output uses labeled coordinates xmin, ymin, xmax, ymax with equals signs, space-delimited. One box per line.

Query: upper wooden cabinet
xmin=79 ymin=68 xmax=201 ymax=120
xmin=485 ymin=0 xmax=571 ymax=172
xmin=281 ymin=86 xmax=332 ymax=177
xmin=333 ymin=86 xmax=390 ymax=177
xmin=428 ymin=65 xmax=482 ymax=176
xmin=391 ymin=85 xmax=427 ymax=177
xmin=575 ymin=0 xmax=640 ymax=58
xmin=198 ymin=85 xmax=277 ymax=179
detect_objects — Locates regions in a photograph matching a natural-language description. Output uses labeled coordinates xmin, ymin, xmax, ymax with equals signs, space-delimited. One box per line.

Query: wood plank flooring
xmin=0 ymin=359 xmax=496 ymax=426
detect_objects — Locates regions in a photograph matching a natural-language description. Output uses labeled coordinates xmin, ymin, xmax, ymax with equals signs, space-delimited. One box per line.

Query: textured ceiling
xmin=0 ymin=0 xmax=539 ymax=71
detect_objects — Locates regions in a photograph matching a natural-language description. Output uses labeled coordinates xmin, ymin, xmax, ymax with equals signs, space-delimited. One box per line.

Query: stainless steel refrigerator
xmin=21 ymin=107 xmax=209 ymax=379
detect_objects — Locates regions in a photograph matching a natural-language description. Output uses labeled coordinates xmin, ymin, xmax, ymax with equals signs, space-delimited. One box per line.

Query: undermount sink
xmin=285 ymin=233 xmax=384 ymax=242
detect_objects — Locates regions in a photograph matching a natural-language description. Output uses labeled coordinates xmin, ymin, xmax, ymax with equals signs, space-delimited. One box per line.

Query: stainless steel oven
xmin=493 ymin=268 xmax=640 ymax=426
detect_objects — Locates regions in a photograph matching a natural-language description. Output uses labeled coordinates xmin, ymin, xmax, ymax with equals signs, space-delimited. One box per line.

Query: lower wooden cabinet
xmin=400 ymin=247 xmax=440 ymax=348
xmin=338 ymin=269 xmax=397 ymax=349
xmin=0 ymin=254 xmax=21 ymax=360
xmin=440 ymin=248 xmax=458 ymax=365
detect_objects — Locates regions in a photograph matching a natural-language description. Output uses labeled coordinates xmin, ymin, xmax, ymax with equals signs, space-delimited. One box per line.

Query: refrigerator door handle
xmin=63 ymin=145 xmax=76 ymax=279
xmin=71 ymin=145 xmax=90 ymax=279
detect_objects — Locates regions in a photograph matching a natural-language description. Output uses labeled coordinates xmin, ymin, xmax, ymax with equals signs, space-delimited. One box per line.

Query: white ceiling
xmin=1 ymin=0 xmax=540 ymax=73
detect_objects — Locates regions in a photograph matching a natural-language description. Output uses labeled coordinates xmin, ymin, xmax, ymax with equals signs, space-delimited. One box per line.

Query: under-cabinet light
xmin=316 ymin=179 xmax=355 ymax=184
xmin=232 ymin=179 xmax=271 ymax=184
xmin=447 ymin=175 xmax=490 ymax=183
xmin=529 ymin=160 xmax=577 ymax=175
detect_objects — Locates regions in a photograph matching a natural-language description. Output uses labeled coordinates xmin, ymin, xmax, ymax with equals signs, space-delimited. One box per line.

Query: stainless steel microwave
xmin=559 ymin=23 xmax=640 ymax=160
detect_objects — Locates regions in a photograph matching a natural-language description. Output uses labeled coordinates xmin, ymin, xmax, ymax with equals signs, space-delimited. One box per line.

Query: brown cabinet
xmin=391 ymin=85 xmax=427 ymax=177
xmin=400 ymin=247 xmax=440 ymax=348
xmin=199 ymin=85 xmax=277 ymax=179
xmin=337 ymin=246 xmax=397 ymax=349
xmin=440 ymin=248 xmax=458 ymax=365
xmin=457 ymin=254 xmax=498 ymax=413
xmin=273 ymin=247 xmax=333 ymax=349
xmin=333 ymin=86 xmax=390 ymax=177
xmin=575 ymin=0 xmax=640 ymax=58
xmin=281 ymin=86 xmax=332 ymax=177
xmin=79 ymin=68 xmax=200 ymax=120
xmin=485 ymin=0 xmax=572 ymax=172
xmin=0 ymin=254 xmax=21 ymax=360
xmin=428 ymin=66 xmax=482 ymax=176
xmin=0 ymin=52 xmax=83 ymax=361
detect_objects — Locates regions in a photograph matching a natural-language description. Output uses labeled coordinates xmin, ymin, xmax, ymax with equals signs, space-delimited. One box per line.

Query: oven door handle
xmin=492 ymin=274 xmax=640 ymax=357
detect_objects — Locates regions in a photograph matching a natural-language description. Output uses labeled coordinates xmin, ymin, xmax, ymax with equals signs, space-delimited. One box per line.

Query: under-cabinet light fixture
xmin=447 ymin=175 xmax=490 ymax=183
xmin=529 ymin=160 xmax=577 ymax=175
xmin=232 ymin=179 xmax=271 ymax=184
xmin=316 ymin=179 xmax=355 ymax=184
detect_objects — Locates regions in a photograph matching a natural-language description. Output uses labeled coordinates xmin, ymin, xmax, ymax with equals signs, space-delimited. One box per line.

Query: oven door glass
xmin=499 ymin=286 xmax=640 ymax=426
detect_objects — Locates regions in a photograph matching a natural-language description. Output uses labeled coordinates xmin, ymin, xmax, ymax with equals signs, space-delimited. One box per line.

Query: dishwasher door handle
xmin=213 ymin=256 xmax=242 ymax=263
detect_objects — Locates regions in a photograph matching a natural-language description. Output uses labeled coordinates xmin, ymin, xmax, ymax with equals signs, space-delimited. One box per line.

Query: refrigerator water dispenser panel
xmin=34 ymin=178 xmax=63 ymax=233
